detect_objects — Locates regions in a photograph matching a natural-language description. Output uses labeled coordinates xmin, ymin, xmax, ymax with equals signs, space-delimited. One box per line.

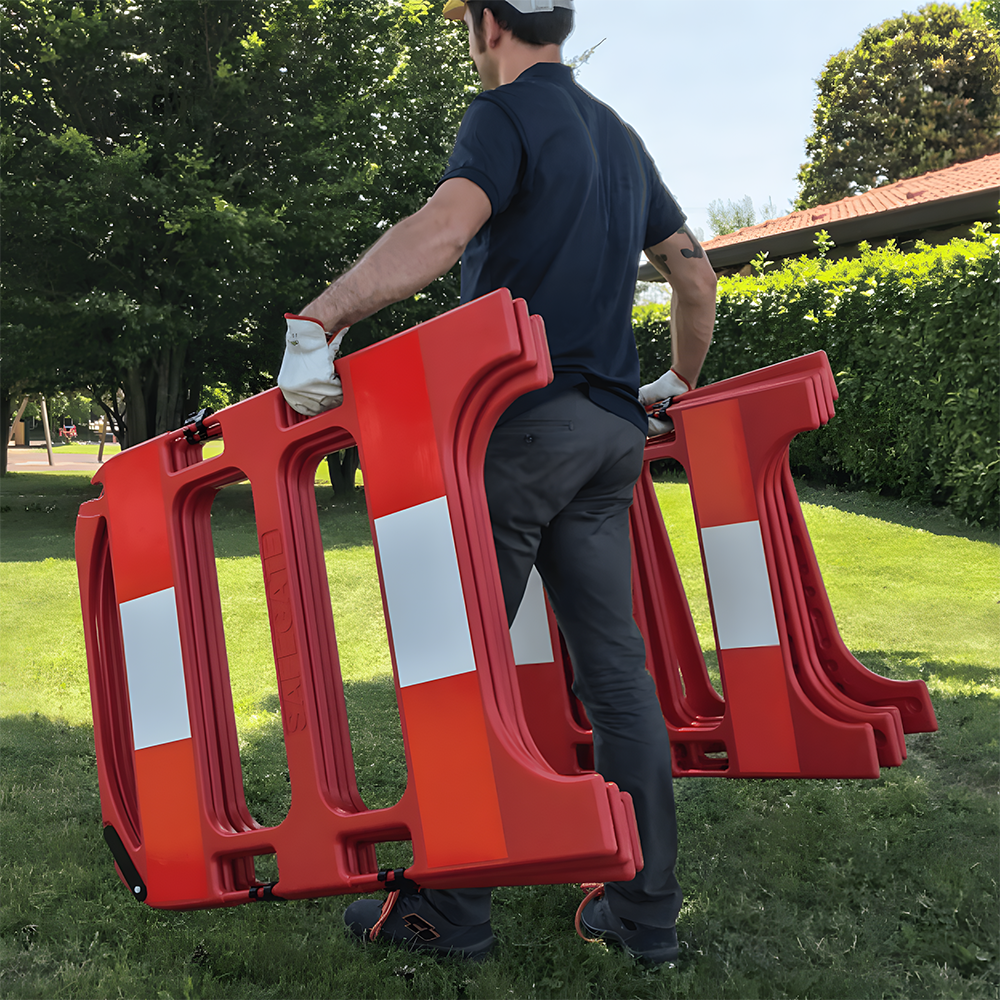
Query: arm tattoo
xmin=651 ymin=252 xmax=671 ymax=275
xmin=679 ymin=224 xmax=704 ymax=259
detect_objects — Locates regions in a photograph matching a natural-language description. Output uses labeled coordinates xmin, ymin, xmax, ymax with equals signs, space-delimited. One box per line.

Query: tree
xmin=794 ymin=3 xmax=1000 ymax=210
xmin=326 ymin=448 xmax=362 ymax=497
xmin=973 ymin=0 xmax=1000 ymax=31
xmin=706 ymin=196 xmax=780 ymax=237
xmin=707 ymin=195 xmax=755 ymax=236
xmin=1 ymin=0 xmax=474 ymax=458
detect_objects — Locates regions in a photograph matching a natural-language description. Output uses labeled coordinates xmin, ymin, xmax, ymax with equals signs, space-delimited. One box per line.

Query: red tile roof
xmin=703 ymin=154 xmax=1000 ymax=252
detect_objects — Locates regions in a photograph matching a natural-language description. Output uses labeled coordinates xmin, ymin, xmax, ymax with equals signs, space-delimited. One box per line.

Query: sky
xmin=567 ymin=0 xmax=922 ymax=239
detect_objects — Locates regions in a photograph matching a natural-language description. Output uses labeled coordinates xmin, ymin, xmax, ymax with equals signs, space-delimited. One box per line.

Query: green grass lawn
xmin=1 ymin=469 xmax=997 ymax=999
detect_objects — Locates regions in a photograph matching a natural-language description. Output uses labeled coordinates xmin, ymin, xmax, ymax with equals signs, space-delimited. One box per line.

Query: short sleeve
xmin=641 ymin=148 xmax=686 ymax=248
xmin=439 ymin=96 xmax=524 ymax=217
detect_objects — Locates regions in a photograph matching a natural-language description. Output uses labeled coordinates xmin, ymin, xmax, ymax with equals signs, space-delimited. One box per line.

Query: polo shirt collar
xmin=513 ymin=62 xmax=574 ymax=86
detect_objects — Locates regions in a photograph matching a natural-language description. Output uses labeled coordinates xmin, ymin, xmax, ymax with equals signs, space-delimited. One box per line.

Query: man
xmin=277 ymin=0 xmax=716 ymax=966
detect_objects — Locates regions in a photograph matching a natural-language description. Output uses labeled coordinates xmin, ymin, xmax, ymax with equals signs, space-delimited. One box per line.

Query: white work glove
xmin=277 ymin=314 xmax=349 ymax=416
xmin=639 ymin=368 xmax=691 ymax=437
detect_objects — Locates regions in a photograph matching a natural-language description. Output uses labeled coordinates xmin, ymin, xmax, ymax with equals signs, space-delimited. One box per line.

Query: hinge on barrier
xmin=378 ymin=868 xmax=422 ymax=895
xmin=248 ymin=882 xmax=283 ymax=902
xmin=181 ymin=407 xmax=219 ymax=444
xmin=103 ymin=824 xmax=148 ymax=903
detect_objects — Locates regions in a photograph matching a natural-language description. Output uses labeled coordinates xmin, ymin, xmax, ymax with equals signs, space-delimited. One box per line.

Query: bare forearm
xmin=299 ymin=177 xmax=492 ymax=332
xmin=302 ymin=210 xmax=464 ymax=331
xmin=670 ymin=287 xmax=715 ymax=387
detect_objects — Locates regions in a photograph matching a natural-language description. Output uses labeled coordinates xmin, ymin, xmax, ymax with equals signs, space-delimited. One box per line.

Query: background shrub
xmin=633 ymin=227 xmax=1000 ymax=527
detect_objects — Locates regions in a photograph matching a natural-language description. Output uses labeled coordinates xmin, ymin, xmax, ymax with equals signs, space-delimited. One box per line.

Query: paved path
xmin=5 ymin=447 xmax=112 ymax=473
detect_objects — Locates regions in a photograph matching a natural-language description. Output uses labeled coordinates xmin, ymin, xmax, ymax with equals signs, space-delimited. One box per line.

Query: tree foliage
xmin=973 ymin=0 xmax=1000 ymax=30
xmin=707 ymin=195 xmax=756 ymax=237
xmin=795 ymin=3 xmax=1000 ymax=210
xmin=1 ymin=0 xmax=474 ymax=451
xmin=706 ymin=196 xmax=780 ymax=237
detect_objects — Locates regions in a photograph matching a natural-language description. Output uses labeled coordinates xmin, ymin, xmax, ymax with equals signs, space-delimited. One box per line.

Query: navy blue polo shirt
xmin=440 ymin=62 xmax=685 ymax=432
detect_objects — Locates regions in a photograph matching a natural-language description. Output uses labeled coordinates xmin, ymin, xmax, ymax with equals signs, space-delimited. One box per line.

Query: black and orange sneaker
xmin=576 ymin=885 xmax=679 ymax=967
xmin=344 ymin=887 xmax=494 ymax=962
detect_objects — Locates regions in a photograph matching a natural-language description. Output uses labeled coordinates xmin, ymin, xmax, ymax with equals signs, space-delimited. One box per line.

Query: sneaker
xmin=577 ymin=888 xmax=679 ymax=966
xmin=344 ymin=887 xmax=494 ymax=962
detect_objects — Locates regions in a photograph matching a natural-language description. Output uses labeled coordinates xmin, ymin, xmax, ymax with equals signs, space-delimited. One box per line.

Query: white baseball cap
xmin=443 ymin=0 xmax=574 ymax=21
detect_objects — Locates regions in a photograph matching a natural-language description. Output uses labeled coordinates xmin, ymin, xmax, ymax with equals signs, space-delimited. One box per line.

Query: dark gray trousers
xmin=425 ymin=390 xmax=682 ymax=930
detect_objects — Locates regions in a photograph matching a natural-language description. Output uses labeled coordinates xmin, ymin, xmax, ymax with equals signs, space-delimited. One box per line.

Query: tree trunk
xmin=125 ymin=365 xmax=147 ymax=449
xmin=167 ymin=341 xmax=188 ymax=427
xmin=326 ymin=447 xmax=360 ymax=497
xmin=124 ymin=339 xmax=190 ymax=448
xmin=153 ymin=342 xmax=188 ymax=436
xmin=154 ymin=346 xmax=171 ymax=437
xmin=93 ymin=391 xmax=127 ymax=449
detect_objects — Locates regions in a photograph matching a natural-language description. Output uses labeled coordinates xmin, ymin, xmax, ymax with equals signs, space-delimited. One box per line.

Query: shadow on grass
xmin=3 ymin=665 xmax=998 ymax=1000
xmin=853 ymin=650 xmax=999 ymax=693
xmin=0 ymin=472 xmax=102 ymax=562
xmin=792 ymin=481 xmax=999 ymax=544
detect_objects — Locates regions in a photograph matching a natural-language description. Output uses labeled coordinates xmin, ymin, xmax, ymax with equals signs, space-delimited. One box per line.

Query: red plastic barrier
xmin=513 ymin=352 xmax=937 ymax=779
xmin=77 ymin=290 xmax=641 ymax=910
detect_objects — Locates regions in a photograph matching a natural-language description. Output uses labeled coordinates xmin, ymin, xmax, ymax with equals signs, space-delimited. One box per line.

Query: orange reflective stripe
xmin=401 ymin=672 xmax=508 ymax=867
xmin=134 ymin=739 xmax=208 ymax=904
xmin=351 ymin=332 xmax=446 ymax=520
xmin=681 ymin=399 xmax=756 ymax=528
xmin=99 ymin=445 xmax=172 ymax=603
xmin=717 ymin=646 xmax=800 ymax=774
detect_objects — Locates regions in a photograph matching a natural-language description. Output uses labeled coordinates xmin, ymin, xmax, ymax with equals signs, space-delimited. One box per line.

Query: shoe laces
xmin=368 ymin=869 xmax=423 ymax=942
xmin=574 ymin=883 xmax=605 ymax=944
xmin=369 ymin=890 xmax=400 ymax=941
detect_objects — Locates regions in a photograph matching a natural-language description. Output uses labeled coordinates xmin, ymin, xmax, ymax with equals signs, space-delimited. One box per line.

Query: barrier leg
xmin=762 ymin=449 xmax=906 ymax=766
xmin=778 ymin=464 xmax=937 ymax=734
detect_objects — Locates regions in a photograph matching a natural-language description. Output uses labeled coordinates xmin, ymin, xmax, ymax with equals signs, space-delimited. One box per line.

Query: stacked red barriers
xmin=76 ymin=290 xmax=643 ymax=910
xmin=513 ymin=351 xmax=937 ymax=779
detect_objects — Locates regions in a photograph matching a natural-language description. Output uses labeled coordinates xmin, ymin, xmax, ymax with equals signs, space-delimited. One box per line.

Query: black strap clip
xmin=378 ymin=867 xmax=422 ymax=895
xmin=646 ymin=396 xmax=675 ymax=422
xmin=182 ymin=407 xmax=216 ymax=444
xmin=248 ymin=882 xmax=282 ymax=902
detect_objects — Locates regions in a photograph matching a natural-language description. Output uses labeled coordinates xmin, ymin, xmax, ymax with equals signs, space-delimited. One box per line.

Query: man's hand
xmin=277 ymin=315 xmax=349 ymax=416
xmin=640 ymin=367 xmax=690 ymax=437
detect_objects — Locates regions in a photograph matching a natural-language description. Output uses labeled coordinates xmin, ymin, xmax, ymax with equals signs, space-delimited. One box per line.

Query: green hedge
xmin=632 ymin=226 xmax=1000 ymax=527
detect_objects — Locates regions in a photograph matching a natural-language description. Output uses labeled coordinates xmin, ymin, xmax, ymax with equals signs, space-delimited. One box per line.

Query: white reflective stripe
xmin=119 ymin=588 xmax=191 ymax=750
xmin=700 ymin=520 xmax=780 ymax=649
xmin=510 ymin=566 xmax=554 ymax=666
xmin=374 ymin=496 xmax=477 ymax=688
